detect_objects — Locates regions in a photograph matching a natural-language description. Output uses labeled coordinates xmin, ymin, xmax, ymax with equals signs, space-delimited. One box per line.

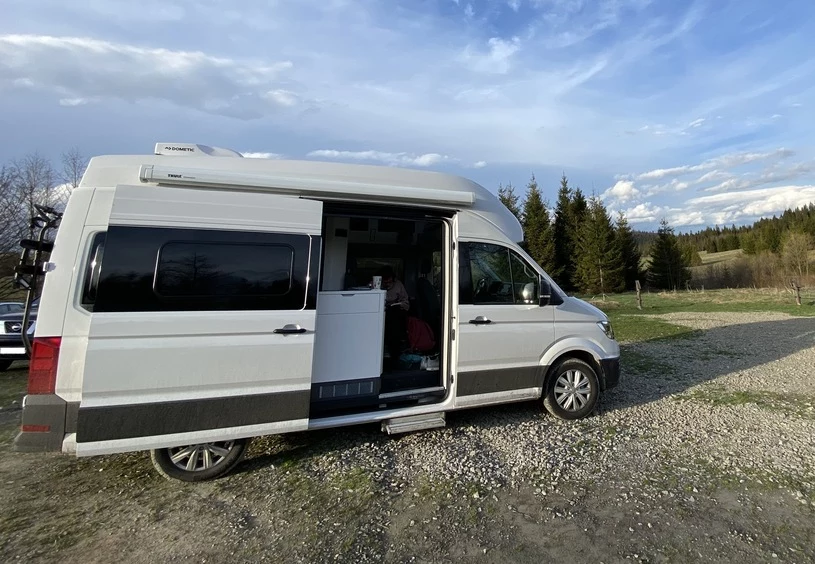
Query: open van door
xmin=74 ymin=185 xmax=322 ymax=456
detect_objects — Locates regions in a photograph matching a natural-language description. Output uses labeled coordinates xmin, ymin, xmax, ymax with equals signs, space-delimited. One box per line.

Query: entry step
xmin=381 ymin=412 xmax=446 ymax=435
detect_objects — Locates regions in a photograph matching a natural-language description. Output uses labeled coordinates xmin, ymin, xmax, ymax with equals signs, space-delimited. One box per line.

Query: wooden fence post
xmin=791 ymin=280 xmax=802 ymax=306
xmin=635 ymin=280 xmax=642 ymax=310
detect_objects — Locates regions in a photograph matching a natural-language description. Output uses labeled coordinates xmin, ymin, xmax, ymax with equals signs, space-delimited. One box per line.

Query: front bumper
xmin=0 ymin=333 xmax=28 ymax=360
xmin=600 ymin=357 xmax=621 ymax=390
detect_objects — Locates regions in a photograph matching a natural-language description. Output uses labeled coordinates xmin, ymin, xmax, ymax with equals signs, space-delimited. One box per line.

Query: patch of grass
xmin=622 ymin=348 xmax=676 ymax=376
xmin=609 ymin=313 xmax=700 ymax=344
xmin=282 ymin=466 xmax=375 ymax=518
xmin=0 ymin=421 xmax=20 ymax=447
xmin=0 ymin=365 xmax=27 ymax=408
xmin=0 ymin=505 xmax=100 ymax=553
xmin=587 ymin=288 xmax=815 ymax=319
xmin=691 ymin=456 xmax=815 ymax=504
xmin=695 ymin=347 xmax=740 ymax=361
xmin=678 ymin=386 xmax=815 ymax=419
xmin=698 ymin=249 xmax=745 ymax=265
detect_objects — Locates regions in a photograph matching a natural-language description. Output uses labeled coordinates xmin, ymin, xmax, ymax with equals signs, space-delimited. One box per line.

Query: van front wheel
xmin=543 ymin=358 xmax=599 ymax=420
xmin=150 ymin=438 xmax=249 ymax=482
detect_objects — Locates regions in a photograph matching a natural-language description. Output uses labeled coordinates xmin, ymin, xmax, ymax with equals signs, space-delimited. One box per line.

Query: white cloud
xmin=635 ymin=148 xmax=794 ymax=181
xmin=307 ymin=149 xmax=450 ymax=168
xmin=624 ymin=203 xmax=666 ymax=223
xmin=603 ymin=180 xmax=640 ymax=203
xmin=262 ymin=90 xmax=299 ymax=107
xmin=687 ymin=185 xmax=815 ymax=214
xmin=241 ymin=152 xmax=283 ymax=159
xmin=695 ymin=170 xmax=730 ymax=183
xmin=610 ymin=145 xmax=815 ymax=229
xmin=642 ymin=178 xmax=690 ymax=196
xmin=669 ymin=210 xmax=706 ymax=227
xmin=508 ymin=0 xmax=521 ymax=11
xmin=687 ymin=118 xmax=705 ymax=128
xmin=0 ymin=34 xmax=298 ymax=119
xmin=473 ymin=161 xmax=487 ymax=168
xmin=461 ymin=37 xmax=521 ymax=74
xmin=58 ymin=97 xmax=91 ymax=106
xmin=637 ymin=164 xmax=698 ymax=181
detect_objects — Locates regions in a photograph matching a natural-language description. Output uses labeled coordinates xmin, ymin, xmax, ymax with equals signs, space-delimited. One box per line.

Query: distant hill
xmin=677 ymin=203 xmax=815 ymax=254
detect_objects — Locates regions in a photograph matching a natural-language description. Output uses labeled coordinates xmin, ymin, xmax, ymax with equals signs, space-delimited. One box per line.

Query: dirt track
xmin=1 ymin=311 xmax=814 ymax=563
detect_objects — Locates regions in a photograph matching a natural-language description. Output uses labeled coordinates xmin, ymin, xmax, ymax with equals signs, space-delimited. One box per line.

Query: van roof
xmin=79 ymin=144 xmax=523 ymax=243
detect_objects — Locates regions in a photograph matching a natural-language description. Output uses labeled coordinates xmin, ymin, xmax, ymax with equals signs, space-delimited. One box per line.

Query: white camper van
xmin=14 ymin=143 xmax=620 ymax=482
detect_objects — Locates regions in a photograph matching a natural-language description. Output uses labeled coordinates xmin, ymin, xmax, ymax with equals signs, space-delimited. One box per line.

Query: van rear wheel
xmin=150 ymin=438 xmax=249 ymax=482
xmin=543 ymin=358 xmax=599 ymax=420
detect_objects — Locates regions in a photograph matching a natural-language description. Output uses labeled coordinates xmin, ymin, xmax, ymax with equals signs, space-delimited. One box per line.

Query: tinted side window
xmin=155 ymin=242 xmax=294 ymax=298
xmin=94 ymin=226 xmax=315 ymax=312
xmin=81 ymin=231 xmax=107 ymax=311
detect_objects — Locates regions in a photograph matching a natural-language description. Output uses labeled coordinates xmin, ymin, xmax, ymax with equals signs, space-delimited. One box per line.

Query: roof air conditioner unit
xmin=154 ymin=143 xmax=244 ymax=158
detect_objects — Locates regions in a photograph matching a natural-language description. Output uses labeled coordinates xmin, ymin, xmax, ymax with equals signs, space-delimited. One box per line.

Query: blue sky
xmin=1 ymin=0 xmax=815 ymax=232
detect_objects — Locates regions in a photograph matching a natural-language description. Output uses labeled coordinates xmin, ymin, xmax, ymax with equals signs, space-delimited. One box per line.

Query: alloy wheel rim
xmin=554 ymin=369 xmax=592 ymax=411
xmin=168 ymin=441 xmax=235 ymax=472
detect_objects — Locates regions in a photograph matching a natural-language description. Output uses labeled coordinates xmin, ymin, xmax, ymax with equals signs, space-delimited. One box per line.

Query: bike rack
xmin=13 ymin=204 xmax=63 ymax=357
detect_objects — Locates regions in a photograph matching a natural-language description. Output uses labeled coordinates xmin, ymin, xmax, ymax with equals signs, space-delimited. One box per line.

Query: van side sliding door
xmin=74 ymin=185 xmax=322 ymax=456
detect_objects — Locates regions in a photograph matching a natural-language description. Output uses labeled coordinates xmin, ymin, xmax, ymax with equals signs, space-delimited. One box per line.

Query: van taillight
xmin=28 ymin=337 xmax=61 ymax=395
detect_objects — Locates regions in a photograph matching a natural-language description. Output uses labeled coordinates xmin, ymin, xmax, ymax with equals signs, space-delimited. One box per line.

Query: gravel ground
xmin=1 ymin=310 xmax=814 ymax=563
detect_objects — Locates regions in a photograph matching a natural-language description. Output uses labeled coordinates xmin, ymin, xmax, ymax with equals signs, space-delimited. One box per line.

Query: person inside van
xmin=379 ymin=266 xmax=410 ymax=364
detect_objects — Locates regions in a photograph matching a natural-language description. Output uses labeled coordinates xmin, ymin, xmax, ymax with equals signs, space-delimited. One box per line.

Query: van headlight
xmin=597 ymin=320 xmax=615 ymax=340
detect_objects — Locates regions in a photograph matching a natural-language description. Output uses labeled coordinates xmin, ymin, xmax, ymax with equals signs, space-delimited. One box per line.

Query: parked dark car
xmin=0 ymin=298 xmax=38 ymax=371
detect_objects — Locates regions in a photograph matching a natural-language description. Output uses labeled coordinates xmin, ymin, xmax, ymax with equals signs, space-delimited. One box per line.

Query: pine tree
xmin=574 ymin=196 xmax=624 ymax=295
xmin=648 ymin=219 xmax=690 ymax=290
xmin=552 ymin=174 xmax=572 ymax=285
xmin=681 ymin=242 xmax=702 ymax=266
xmin=567 ymin=187 xmax=589 ymax=287
xmin=613 ymin=211 xmax=642 ymax=291
xmin=521 ymin=174 xmax=556 ymax=274
xmin=497 ymin=182 xmax=522 ymax=222
xmin=704 ymin=238 xmax=719 ymax=254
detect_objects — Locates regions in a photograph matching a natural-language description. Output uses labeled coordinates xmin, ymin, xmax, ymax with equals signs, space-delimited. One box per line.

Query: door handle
xmin=469 ymin=316 xmax=492 ymax=325
xmin=274 ymin=324 xmax=307 ymax=334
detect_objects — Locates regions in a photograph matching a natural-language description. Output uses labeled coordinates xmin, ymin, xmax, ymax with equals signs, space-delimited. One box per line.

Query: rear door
xmin=75 ymin=185 xmax=322 ymax=455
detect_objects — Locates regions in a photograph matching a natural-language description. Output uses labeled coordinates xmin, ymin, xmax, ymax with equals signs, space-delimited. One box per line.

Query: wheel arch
xmin=540 ymin=339 xmax=606 ymax=393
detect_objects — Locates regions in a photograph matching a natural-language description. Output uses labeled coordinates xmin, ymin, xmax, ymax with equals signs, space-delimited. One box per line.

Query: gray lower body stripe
xmin=76 ymin=390 xmax=311 ymax=443
xmin=457 ymin=366 xmax=545 ymax=396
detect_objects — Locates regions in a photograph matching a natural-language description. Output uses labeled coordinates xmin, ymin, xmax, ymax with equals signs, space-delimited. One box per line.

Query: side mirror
xmin=539 ymin=277 xmax=551 ymax=307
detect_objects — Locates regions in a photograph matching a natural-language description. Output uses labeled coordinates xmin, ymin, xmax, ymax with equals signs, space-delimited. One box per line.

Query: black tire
xmin=150 ymin=438 xmax=250 ymax=482
xmin=0 ymin=360 xmax=13 ymax=372
xmin=543 ymin=358 xmax=600 ymax=420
